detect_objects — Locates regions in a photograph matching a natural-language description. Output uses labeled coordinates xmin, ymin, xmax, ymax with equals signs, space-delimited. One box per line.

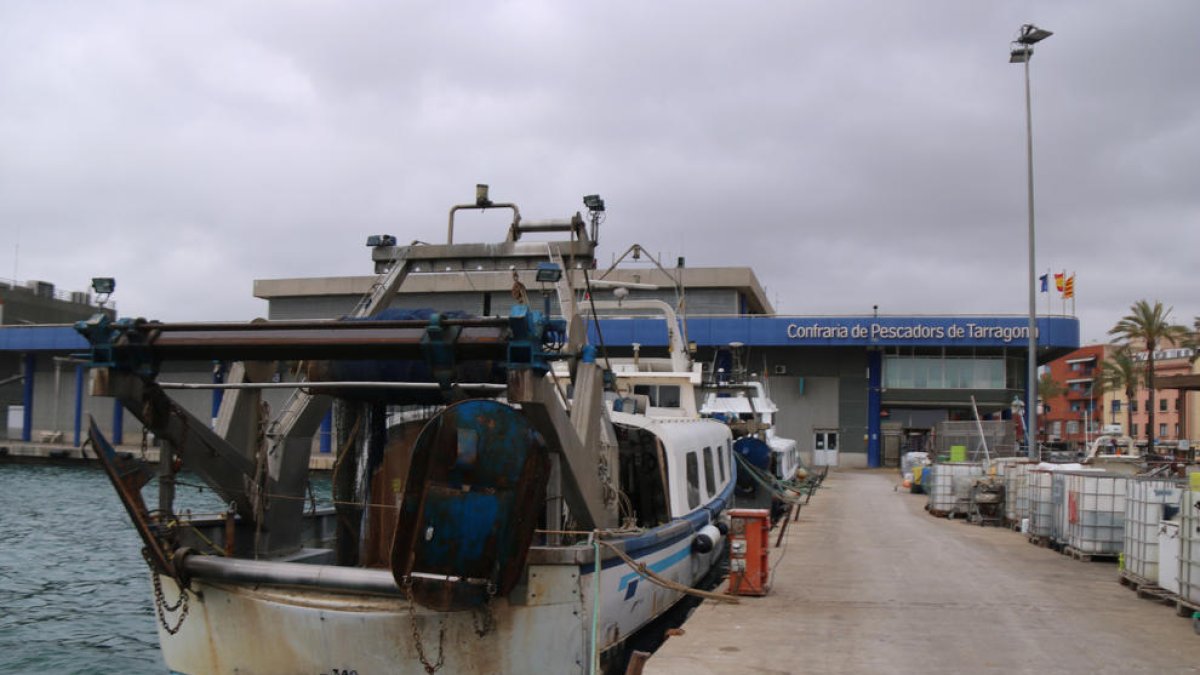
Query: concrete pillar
xmin=22 ymin=353 xmax=34 ymax=442
xmin=73 ymin=363 xmax=84 ymax=446
xmin=867 ymin=350 xmax=882 ymax=468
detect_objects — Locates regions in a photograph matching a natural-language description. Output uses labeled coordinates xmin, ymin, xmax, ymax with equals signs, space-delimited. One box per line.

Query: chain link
xmin=405 ymin=580 xmax=445 ymax=674
xmin=147 ymin=552 xmax=190 ymax=635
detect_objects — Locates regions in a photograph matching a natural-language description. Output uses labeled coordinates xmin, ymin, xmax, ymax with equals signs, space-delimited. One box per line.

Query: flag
xmin=1054 ymin=272 xmax=1065 ymax=292
xmin=1063 ymin=274 xmax=1075 ymax=299
xmin=1039 ymin=274 xmax=1048 ymax=292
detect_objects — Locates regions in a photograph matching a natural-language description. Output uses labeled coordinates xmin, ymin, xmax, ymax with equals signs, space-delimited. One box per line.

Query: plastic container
xmin=1160 ymin=520 xmax=1182 ymax=595
xmin=1062 ymin=471 xmax=1128 ymax=555
xmin=1180 ymin=489 xmax=1200 ymax=605
xmin=926 ymin=462 xmax=983 ymax=515
xmin=1123 ymin=477 xmax=1184 ymax=582
xmin=1003 ymin=461 xmax=1036 ymax=523
xmin=1028 ymin=470 xmax=1055 ymax=538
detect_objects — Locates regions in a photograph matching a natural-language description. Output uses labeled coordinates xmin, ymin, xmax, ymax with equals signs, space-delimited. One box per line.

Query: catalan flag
xmin=1054 ymin=272 xmax=1065 ymax=292
xmin=1063 ymin=274 xmax=1075 ymax=299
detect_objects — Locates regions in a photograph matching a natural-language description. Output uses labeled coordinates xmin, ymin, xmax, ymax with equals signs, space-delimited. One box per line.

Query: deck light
xmin=535 ymin=262 xmax=563 ymax=283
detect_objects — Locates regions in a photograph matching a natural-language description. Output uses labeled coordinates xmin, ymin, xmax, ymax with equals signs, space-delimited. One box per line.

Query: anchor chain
xmin=146 ymin=550 xmax=190 ymax=635
xmin=405 ymin=579 xmax=445 ymax=674
xmin=471 ymin=583 xmax=498 ymax=637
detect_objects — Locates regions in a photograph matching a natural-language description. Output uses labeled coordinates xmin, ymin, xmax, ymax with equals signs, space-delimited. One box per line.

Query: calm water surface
xmin=0 ymin=463 xmax=330 ymax=674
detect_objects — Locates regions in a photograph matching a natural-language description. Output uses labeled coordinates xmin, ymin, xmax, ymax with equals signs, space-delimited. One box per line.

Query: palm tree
xmin=1109 ymin=300 xmax=1187 ymax=450
xmin=1097 ymin=346 xmax=1141 ymax=440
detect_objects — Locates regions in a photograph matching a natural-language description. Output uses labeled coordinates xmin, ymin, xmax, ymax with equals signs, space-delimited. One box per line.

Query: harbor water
xmin=0 ymin=463 xmax=330 ymax=673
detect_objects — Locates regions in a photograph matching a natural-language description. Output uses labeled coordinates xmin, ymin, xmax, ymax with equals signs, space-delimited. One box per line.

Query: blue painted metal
xmin=319 ymin=411 xmax=332 ymax=454
xmin=73 ymin=364 xmax=84 ymax=447
xmin=0 ymin=325 xmax=90 ymax=352
xmin=418 ymin=313 xmax=457 ymax=392
xmin=391 ymin=399 xmax=549 ymax=611
xmin=0 ymin=314 xmax=1081 ymax=354
xmin=506 ymin=304 xmax=566 ymax=373
xmin=211 ymin=361 xmax=225 ymax=425
xmin=21 ymin=353 xmax=34 ymax=442
xmin=73 ymin=315 xmax=157 ymax=376
xmin=867 ymin=350 xmax=882 ymax=468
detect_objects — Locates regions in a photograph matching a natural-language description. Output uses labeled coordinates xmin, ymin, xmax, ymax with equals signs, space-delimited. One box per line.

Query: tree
xmin=1097 ymin=346 xmax=1141 ymax=439
xmin=1108 ymin=300 xmax=1187 ymax=449
xmin=1038 ymin=371 xmax=1066 ymax=402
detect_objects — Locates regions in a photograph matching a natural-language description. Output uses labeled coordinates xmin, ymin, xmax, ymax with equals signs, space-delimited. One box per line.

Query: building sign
xmin=592 ymin=315 xmax=1079 ymax=350
xmin=785 ymin=320 xmax=1034 ymax=343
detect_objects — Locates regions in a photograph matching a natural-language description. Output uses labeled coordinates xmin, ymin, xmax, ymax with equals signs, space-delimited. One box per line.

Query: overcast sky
xmin=2 ymin=1 xmax=1197 ymax=344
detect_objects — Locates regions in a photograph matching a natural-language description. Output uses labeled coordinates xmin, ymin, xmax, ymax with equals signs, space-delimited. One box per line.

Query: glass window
xmin=1132 ymin=423 xmax=1138 ymax=437
xmin=1066 ymin=421 xmax=1079 ymax=435
xmin=717 ymin=441 xmax=728 ymax=482
xmin=1051 ymin=421 xmax=1061 ymax=436
xmin=1112 ymin=400 xmax=1122 ymax=413
xmin=702 ymin=447 xmax=716 ymax=498
xmin=1175 ymin=424 xmax=1181 ymax=436
xmin=1160 ymin=398 xmax=1168 ymax=412
xmin=1159 ymin=423 xmax=1168 ymax=437
xmin=1131 ymin=400 xmax=1138 ymax=412
xmin=685 ymin=452 xmax=700 ymax=510
xmin=658 ymin=386 xmax=681 ymax=408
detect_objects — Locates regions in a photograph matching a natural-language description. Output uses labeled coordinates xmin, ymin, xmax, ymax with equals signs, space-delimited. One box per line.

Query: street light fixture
xmin=1011 ymin=23 xmax=1052 ymax=460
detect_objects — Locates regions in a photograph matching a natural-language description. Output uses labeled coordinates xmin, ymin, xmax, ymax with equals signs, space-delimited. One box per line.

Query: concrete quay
xmin=646 ymin=470 xmax=1200 ymax=674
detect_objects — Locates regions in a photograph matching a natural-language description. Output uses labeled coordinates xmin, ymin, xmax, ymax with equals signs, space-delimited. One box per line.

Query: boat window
xmin=718 ymin=442 xmax=728 ymax=482
xmin=633 ymin=384 xmax=681 ymax=408
xmin=702 ymin=446 xmax=716 ymax=498
xmin=614 ymin=425 xmax=670 ymax=527
xmin=686 ymin=452 xmax=700 ymax=510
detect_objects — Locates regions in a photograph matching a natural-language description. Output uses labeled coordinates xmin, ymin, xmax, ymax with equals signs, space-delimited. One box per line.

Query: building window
xmin=1160 ymin=398 xmax=1168 ymax=412
xmin=1112 ymin=400 xmax=1122 ymax=413
xmin=882 ymin=356 xmax=1005 ymax=390
xmin=1175 ymin=424 xmax=1181 ymax=437
xmin=1132 ymin=423 xmax=1138 ymax=437
xmin=1066 ymin=421 xmax=1079 ymax=435
xmin=1159 ymin=423 xmax=1168 ymax=437
xmin=1070 ymin=402 xmax=1082 ymax=413
xmin=1176 ymin=398 xmax=1183 ymax=411
xmin=1131 ymin=399 xmax=1138 ymax=412
xmin=1051 ymin=421 xmax=1062 ymax=437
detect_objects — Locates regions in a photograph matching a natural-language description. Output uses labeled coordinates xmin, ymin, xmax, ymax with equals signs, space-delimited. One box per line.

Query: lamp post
xmin=1010 ymin=23 xmax=1053 ymax=460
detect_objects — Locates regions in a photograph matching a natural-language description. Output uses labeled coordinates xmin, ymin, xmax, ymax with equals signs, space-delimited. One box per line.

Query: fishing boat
xmin=76 ymin=187 xmax=734 ymax=674
xmin=698 ymin=348 xmax=799 ymax=514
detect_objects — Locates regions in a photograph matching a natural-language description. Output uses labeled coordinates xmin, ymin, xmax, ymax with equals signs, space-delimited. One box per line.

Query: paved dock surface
xmin=646 ymin=470 xmax=1200 ymax=674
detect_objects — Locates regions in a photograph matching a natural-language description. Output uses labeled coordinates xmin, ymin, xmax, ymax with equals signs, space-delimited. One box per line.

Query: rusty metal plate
xmin=390 ymin=400 xmax=548 ymax=611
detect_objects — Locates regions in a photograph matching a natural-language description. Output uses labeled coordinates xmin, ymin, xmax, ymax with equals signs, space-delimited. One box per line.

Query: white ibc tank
xmin=1180 ymin=489 xmax=1200 ymax=605
xmin=1003 ymin=462 xmax=1036 ymax=523
xmin=1063 ymin=471 xmax=1128 ymax=555
xmin=1123 ymin=477 xmax=1184 ymax=582
xmin=926 ymin=462 xmax=983 ymax=515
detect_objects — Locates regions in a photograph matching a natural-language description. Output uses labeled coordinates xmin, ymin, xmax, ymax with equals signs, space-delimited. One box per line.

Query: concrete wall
xmin=267 ymin=288 xmax=740 ymax=321
xmin=728 ymin=346 xmax=870 ymax=468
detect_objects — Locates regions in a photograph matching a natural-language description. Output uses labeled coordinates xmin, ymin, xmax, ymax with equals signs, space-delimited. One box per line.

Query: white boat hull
xmin=156 ymin=526 xmax=723 ymax=674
